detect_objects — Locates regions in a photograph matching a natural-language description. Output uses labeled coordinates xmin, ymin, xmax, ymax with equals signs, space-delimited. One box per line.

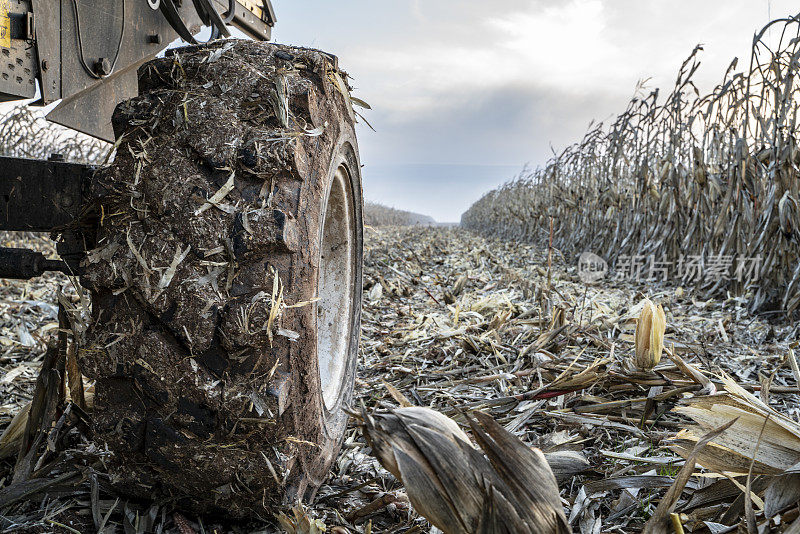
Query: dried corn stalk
xmin=0 ymin=385 xmax=94 ymax=460
xmin=633 ymin=299 xmax=666 ymax=371
xmin=462 ymin=18 xmax=800 ymax=314
xmin=0 ymin=106 xmax=108 ymax=163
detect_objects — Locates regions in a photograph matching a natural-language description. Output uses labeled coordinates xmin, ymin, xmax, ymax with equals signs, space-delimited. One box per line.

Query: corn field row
xmin=462 ymin=16 xmax=800 ymax=314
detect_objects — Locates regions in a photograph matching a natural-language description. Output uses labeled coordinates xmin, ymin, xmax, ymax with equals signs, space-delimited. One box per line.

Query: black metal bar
xmin=0 ymin=155 xmax=94 ymax=232
xmin=0 ymin=247 xmax=70 ymax=279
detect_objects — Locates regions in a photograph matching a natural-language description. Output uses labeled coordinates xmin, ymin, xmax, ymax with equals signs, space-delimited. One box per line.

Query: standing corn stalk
xmin=463 ymin=16 xmax=800 ymax=314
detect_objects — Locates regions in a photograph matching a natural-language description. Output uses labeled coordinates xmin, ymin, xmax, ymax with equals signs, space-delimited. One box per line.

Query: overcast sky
xmin=273 ymin=1 xmax=795 ymax=222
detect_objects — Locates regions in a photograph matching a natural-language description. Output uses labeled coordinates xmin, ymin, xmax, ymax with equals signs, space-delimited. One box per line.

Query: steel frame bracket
xmin=0 ymin=155 xmax=95 ymax=278
xmin=0 ymin=155 xmax=93 ymax=232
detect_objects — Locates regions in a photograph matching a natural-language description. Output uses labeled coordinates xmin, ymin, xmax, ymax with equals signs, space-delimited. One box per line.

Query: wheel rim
xmin=317 ymin=164 xmax=355 ymax=412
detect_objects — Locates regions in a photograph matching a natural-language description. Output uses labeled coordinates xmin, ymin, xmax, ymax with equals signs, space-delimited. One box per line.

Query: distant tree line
xmin=365 ymin=201 xmax=436 ymax=227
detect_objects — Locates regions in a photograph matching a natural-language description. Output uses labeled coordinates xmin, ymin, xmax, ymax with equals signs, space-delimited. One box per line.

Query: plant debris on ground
xmin=1 ymin=225 xmax=799 ymax=533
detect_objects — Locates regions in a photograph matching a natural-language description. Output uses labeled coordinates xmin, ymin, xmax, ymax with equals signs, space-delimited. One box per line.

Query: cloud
xmin=349 ymin=0 xmax=624 ymax=122
xmin=487 ymin=1 xmax=618 ymax=87
xmin=357 ymin=83 xmax=622 ymax=167
xmin=273 ymin=0 xmax=798 ymax=219
xmin=346 ymin=1 xmax=796 ymax=122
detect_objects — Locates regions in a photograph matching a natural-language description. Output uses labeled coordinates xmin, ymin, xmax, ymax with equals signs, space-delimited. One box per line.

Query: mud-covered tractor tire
xmin=76 ymin=41 xmax=362 ymax=516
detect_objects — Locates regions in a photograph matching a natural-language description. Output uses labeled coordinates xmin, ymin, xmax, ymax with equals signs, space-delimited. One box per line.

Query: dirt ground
xmin=1 ymin=226 xmax=799 ymax=532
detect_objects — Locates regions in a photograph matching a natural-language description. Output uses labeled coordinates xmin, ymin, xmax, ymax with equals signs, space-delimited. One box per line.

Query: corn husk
xmin=633 ymin=299 xmax=666 ymax=371
xmin=361 ymin=406 xmax=570 ymax=534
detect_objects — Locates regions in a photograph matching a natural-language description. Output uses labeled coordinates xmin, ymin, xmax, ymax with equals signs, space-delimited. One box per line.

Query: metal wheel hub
xmin=317 ymin=164 xmax=355 ymax=412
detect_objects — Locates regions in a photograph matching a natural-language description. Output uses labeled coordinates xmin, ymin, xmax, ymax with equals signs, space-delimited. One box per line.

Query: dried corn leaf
xmin=362 ymin=406 xmax=569 ymax=534
xmin=669 ymin=373 xmax=800 ymax=474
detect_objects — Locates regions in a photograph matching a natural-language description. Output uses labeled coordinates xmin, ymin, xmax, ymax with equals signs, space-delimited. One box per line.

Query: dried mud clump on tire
xmin=76 ymin=40 xmax=358 ymax=517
